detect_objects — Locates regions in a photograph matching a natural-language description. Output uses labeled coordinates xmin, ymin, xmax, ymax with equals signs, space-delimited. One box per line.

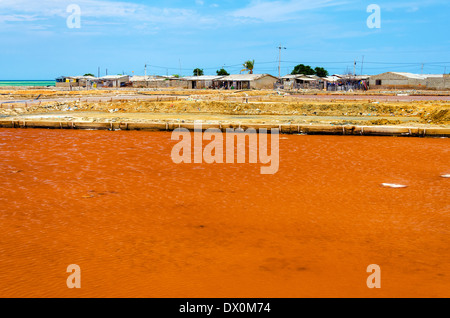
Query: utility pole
xmin=353 ymin=60 xmax=356 ymax=76
xmin=98 ymin=66 xmax=100 ymax=78
xmin=444 ymin=67 xmax=447 ymax=89
xmin=277 ymin=44 xmax=286 ymax=78
xmin=421 ymin=63 xmax=424 ymax=75
xmin=106 ymin=68 xmax=108 ymax=76
xmin=361 ymin=56 xmax=365 ymax=75
xmin=145 ymin=64 xmax=147 ymax=77
xmin=179 ymin=59 xmax=182 ymax=77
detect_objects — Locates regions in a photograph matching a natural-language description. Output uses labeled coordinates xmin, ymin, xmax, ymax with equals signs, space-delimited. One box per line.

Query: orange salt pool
xmin=0 ymin=129 xmax=448 ymax=298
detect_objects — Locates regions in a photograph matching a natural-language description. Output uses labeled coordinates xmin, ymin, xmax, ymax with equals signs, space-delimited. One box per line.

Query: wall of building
xmin=369 ymin=73 xmax=412 ymax=87
xmin=369 ymin=73 xmax=450 ymax=90
xmin=281 ymin=79 xmax=294 ymax=89
xmin=132 ymin=80 xmax=189 ymax=89
xmin=426 ymin=76 xmax=450 ymax=90
xmin=56 ymin=82 xmax=86 ymax=88
xmin=188 ymin=80 xmax=214 ymax=89
xmin=251 ymin=76 xmax=278 ymax=89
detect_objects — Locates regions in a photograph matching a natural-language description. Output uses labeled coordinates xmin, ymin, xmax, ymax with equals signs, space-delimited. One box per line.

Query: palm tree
xmin=241 ymin=60 xmax=255 ymax=74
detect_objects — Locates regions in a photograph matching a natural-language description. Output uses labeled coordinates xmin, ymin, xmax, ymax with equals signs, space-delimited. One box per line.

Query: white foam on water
xmin=382 ymin=183 xmax=408 ymax=188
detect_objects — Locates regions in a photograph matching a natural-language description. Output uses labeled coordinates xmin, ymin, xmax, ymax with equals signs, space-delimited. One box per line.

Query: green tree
xmin=291 ymin=64 xmax=315 ymax=75
xmin=241 ymin=60 xmax=255 ymax=74
xmin=216 ymin=68 xmax=230 ymax=76
xmin=193 ymin=68 xmax=204 ymax=76
xmin=314 ymin=67 xmax=329 ymax=77
xmin=83 ymin=73 xmax=95 ymax=77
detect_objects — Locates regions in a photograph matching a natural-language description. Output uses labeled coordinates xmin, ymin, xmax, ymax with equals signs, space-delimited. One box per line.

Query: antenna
xmin=277 ymin=44 xmax=287 ymax=78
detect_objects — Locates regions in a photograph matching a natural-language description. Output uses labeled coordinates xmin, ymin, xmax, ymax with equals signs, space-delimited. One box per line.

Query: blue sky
xmin=0 ymin=0 xmax=449 ymax=79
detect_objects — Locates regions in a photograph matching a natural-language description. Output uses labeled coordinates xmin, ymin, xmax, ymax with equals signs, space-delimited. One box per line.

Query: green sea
xmin=0 ymin=80 xmax=55 ymax=87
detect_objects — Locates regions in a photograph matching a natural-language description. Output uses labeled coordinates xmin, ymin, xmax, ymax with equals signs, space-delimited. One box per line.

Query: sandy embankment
xmin=0 ymin=89 xmax=449 ymax=128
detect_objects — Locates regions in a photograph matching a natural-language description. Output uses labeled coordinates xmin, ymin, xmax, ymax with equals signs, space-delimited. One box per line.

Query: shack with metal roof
xmin=55 ymin=76 xmax=97 ymax=88
xmin=217 ymin=74 xmax=278 ymax=90
xmin=182 ymin=75 xmax=224 ymax=89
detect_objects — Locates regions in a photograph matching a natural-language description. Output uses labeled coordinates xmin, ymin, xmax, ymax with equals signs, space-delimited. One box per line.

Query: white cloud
xmin=0 ymin=0 xmax=211 ymax=28
xmin=231 ymin=0 xmax=348 ymax=22
xmin=0 ymin=14 xmax=41 ymax=23
xmin=381 ymin=0 xmax=449 ymax=12
xmin=0 ymin=0 xmax=140 ymax=18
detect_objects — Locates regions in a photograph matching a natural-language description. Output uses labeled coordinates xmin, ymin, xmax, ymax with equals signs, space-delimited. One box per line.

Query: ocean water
xmin=0 ymin=80 xmax=55 ymax=87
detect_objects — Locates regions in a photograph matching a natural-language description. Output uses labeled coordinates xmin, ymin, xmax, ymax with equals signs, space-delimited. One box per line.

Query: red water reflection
xmin=0 ymin=129 xmax=448 ymax=298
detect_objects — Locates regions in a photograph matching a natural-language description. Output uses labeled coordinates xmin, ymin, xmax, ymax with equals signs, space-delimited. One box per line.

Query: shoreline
xmin=1 ymin=120 xmax=449 ymax=137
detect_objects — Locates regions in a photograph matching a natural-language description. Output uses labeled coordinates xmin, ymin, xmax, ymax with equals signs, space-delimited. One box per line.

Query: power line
xmin=139 ymin=59 xmax=450 ymax=76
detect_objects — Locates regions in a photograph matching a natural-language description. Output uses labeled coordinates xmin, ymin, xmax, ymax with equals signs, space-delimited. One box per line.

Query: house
xmin=55 ymin=76 xmax=97 ymax=88
xmin=97 ymin=75 xmax=130 ymax=88
xmin=182 ymin=75 xmax=224 ymax=89
xmin=217 ymin=74 xmax=278 ymax=90
xmin=131 ymin=75 xmax=166 ymax=88
xmin=279 ymin=74 xmax=301 ymax=89
xmin=280 ymin=74 xmax=324 ymax=90
xmin=369 ymin=72 xmax=450 ymax=90
xmin=324 ymin=75 xmax=369 ymax=91
xmin=130 ymin=75 xmax=189 ymax=89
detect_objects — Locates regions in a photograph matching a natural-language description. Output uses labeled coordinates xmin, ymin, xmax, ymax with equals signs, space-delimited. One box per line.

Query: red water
xmin=0 ymin=129 xmax=448 ymax=298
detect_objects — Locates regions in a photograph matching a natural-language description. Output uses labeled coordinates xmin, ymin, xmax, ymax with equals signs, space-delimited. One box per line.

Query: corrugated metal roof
xmin=338 ymin=75 xmax=369 ymax=80
xmin=296 ymin=77 xmax=317 ymax=82
xmin=99 ymin=75 xmax=130 ymax=80
xmin=373 ymin=72 xmax=444 ymax=80
xmin=423 ymin=74 xmax=444 ymax=78
xmin=390 ymin=72 xmax=426 ymax=80
xmin=130 ymin=76 xmax=166 ymax=82
xmin=281 ymin=74 xmax=303 ymax=79
xmin=219 ymin=74 xmax=277 ymax=81
xmin=282 ymin=74 xmax=324 ymax=80
xmin=182 ymin=75 xmax=224 ymax=81
xmin=324 ymin=76 xmax=341 ymax=82
xmin=57 ymin=75 xmax=97 ymax=80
